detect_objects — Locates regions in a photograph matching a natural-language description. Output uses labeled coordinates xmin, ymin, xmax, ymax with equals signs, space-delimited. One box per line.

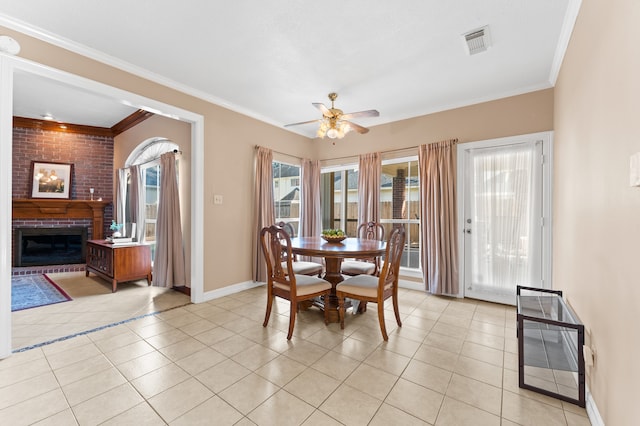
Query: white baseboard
xmin=398 ymin=279 xmax=424 ymax=291
xmin=586 ymin=384 xmax=604 ymax=426
xmin=200 ymin=280 xmax=264 ymax=303
xmin=201 ymin=279 xmax=426 ymax=301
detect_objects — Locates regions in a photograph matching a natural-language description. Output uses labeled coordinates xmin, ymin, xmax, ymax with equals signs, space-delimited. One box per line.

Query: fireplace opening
xmin=15 ymin=227 xmax=88 ymax=267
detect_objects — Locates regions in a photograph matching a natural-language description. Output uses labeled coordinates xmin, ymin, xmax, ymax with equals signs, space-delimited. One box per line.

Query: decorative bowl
xmin=321 ymin=235 xmax=346 ymax=243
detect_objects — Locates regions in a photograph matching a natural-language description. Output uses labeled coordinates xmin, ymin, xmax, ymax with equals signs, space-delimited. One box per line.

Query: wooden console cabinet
xmin=86 ymin=240 xmax=152 ymax=292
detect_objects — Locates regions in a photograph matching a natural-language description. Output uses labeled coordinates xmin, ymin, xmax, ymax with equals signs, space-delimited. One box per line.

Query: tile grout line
xmin=12 ymin=302 xmax=192 ymax=353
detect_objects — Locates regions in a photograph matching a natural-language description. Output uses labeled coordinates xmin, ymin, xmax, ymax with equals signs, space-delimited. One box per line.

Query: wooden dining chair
xmin=341 ymin=221 xmax=385 ymax=276
xmin=261 ymin=225 xmax=332 ymax=339
xmin=276 ymin=221 xmax=324 ymax=277
xmin=336 ymin=226 xmax=405 ymax=340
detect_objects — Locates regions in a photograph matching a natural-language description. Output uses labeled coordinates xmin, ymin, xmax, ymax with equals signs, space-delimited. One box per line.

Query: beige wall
xmin=114 ymin=115 xmax=193 ymax=284
xmin=7 ymin=5 xmax=636 ymax=420
xmin=314 ymin=89 xmax=554 ymax=159
xmin=1 ymin=26 xmax=314 ymax=292
xmin=4 ymin=25 xmax=555 ymax=296
xmin=554 ymin=0 xmax=640 ymax=423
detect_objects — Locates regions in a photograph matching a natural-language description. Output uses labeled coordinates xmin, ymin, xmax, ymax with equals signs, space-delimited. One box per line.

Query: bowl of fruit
xmin=321 ymin=229 xmax=346 ymax=243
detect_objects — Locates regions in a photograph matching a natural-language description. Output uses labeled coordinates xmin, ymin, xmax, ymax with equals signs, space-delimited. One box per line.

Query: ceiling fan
xmin=285 ymin=93 xmax=379 ymax=141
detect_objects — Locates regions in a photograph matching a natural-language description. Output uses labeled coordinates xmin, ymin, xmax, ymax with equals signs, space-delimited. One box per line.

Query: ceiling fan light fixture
xmin=285 ymin=92 xmax=379 ymax=141
xmin=326 ymin=127 xmax=339 ymax=139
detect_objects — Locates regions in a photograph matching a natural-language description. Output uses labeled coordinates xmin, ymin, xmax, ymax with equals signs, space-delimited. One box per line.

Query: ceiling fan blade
xmin=340 ymin=109 xmax=380 ymax=120
xmin=284 ymin=118 xmax=321 ymax=127
xmin=312 ymin=102 xmax=333 ymax=117
xmin=344 ymin=120 xmax=369 ymax=134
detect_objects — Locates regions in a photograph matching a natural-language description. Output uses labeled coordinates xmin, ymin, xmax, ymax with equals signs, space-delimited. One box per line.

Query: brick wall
xmin=12 ymin=127 xmax=114 ymax=202
xmin=12 ymin=126 xmax=114 ymax=272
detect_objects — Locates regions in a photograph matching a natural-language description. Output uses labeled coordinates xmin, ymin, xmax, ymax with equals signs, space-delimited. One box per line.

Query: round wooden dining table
xmin=289 ymin=236 xmax=386 ymax=322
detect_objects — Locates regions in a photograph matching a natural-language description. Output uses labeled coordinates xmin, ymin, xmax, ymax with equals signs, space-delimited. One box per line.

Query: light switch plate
xmin=213 ymin=194 xmax=223 ymax=205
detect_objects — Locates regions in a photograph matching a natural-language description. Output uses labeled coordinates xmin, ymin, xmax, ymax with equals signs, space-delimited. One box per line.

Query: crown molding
xmin=110 ymin=109 xmax=154 ymax=136
xmin=0 ymin=14 xmax=281 ymax=130
xmin=13 ymin=109 xmax=153 ymax=137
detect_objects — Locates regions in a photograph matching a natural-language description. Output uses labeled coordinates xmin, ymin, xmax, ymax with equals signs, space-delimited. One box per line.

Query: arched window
xmin=120 ymin=138 xmax=179 ymax=260
xmin=126 ymin=137 xmax=179 ymax=167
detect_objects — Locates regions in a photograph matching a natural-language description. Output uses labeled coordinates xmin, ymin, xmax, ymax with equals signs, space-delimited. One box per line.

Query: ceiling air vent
xmin=463 ymin=26 xmax=491 ymax=55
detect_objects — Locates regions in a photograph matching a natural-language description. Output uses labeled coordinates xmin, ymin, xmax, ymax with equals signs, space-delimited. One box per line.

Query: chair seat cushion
xmin=274 ymin=274 xmax=331 ymax=296
xmin=282 ymin=261 xmax=323 ymax=275
xmin=336 ymin=274 xmax=380 ymax=298
xmin=341 ymin=260 xmax=376 ymax=275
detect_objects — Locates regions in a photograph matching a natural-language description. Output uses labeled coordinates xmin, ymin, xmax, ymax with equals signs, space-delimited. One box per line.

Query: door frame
xmin=0 ymin=53 xmax=205 ymax=359
xmin=456 ymin=131 xmax=553 ymax=302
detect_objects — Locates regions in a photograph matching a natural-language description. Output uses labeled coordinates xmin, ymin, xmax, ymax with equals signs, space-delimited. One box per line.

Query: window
xmin=320 ymin=155 xmax=422 ymax=273
xmin=124 ymin=138 xmax=179 ymax=262
xmin=381 ymin=157 xmax=420 ymax=270
xmin=141 ymin=160 xmax=160 ymax=258
xmin=320 ymin=166 xmax=359 ymax=236
xmin=273 ymin=161 xmax=301 ymax=235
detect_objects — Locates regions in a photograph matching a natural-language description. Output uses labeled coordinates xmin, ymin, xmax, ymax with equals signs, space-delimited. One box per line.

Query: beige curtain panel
xmin=357 ymin=152 xmax=381 ymax=226
xmin=115 ymin=168 xmax=128 ymax=228
xmin=129 ymin=165 xmax=145 ymax=243
xmin=300 ymin=159 xmax=323 ymax=263
xmin=419 ymin=139 xmax=459 ymax=295
xmin=252 ymin=146 xmax=275 ymax=282
xmin=154 ymin=152 xmax=187 ymax=288
xmin=300 ymin=159 xmax=322 ymax=237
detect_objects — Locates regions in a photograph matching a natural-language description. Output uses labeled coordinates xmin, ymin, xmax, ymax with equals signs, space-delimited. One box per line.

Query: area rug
xmin=11 ymin=274 xmax=72 ymax=311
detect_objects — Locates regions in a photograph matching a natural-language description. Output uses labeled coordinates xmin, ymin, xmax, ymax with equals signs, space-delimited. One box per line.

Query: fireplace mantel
xmin=12 ymin=198 xmax=111 ymax=239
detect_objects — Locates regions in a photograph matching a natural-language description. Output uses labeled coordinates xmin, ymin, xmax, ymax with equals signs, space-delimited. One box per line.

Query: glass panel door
xmin=463 ymin=140 xmax=544 ymax=304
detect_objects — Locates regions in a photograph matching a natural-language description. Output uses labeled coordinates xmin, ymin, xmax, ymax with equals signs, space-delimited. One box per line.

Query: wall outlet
xmin=213 ymin=194 xmax=223 ymax=205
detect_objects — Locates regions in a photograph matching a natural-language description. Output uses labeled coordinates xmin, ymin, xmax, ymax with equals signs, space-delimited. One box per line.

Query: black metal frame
xmin=516 ymin=285 xmax=585 ymax=408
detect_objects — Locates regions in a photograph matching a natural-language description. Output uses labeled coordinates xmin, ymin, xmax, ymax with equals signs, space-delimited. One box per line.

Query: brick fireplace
xmin=15 ymin=226 xmax=88 ymax=267
xmin=12 ymin=199 xmax=111 ymax=275
xmin=12 ymin=123 xmax=115 ymax=275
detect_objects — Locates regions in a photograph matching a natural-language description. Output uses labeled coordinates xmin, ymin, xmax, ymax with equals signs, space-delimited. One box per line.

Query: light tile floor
xmin=2 ymin=275 xmax=591 ymax=425
xmin=12 ymin=271 xmax=191 ymax=351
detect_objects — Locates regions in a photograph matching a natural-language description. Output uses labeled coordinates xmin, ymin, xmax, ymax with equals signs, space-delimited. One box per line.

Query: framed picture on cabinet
xmin=30 ymin=161 xmax=73 ymax=199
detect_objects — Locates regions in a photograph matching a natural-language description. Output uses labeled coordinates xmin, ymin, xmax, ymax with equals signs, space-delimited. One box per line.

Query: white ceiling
xmin=0 ymin=1 xmax=578 ymax=137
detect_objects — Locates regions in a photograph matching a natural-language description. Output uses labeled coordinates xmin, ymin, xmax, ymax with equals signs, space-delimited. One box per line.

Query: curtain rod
xmin=319 ymin=145 xmax=417 ymax=163
xmin=255 ymin=145 xmax=303 ymax=161
xmin=121 ymin=149 xmax=183 ymax=170
xmin=319 ymin=139 xmax=458 ymax=162
xmin=257 ymin=138 xmax=457 ymax=163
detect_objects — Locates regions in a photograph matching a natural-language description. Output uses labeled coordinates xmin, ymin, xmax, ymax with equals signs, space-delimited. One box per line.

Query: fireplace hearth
xmin=15 ymin=227 xmax=88 ymax=267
